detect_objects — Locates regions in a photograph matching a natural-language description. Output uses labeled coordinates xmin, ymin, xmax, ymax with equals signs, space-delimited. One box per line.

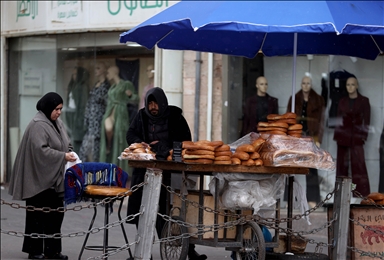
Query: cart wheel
xmin=160 ymin=216 xmax=189 ymax=260
xmin=235 ymin=222 xmax=266 ymax=260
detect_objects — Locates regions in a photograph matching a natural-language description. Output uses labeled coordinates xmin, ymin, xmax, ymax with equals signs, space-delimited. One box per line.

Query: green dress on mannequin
xmin=99 ymin=66 xmax=138 ymax=171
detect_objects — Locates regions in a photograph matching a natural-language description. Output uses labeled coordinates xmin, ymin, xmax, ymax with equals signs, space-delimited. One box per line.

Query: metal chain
xmin=1 ymin=212 xmax=142 ymax=239
xmin=0 ymin=182 xmax=146 ymax=213
xmin=87 ymin=241 xmax=139 ymax=260
xmin=349 ymin=218 xmax=384 ymax=237
xmin=348 ymin=246 xmax=384 ymax=259
xmin=164 ymin=184 xmax=337 ymax=224
xmin=352 ymin=190 xmax=384 ymax=209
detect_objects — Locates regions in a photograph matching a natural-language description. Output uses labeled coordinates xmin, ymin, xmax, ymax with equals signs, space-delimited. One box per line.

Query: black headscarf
xmin=36 ymin=92 xmax=63 ymax=132
xmin=144 ymin=87 xmax=170 ymax=122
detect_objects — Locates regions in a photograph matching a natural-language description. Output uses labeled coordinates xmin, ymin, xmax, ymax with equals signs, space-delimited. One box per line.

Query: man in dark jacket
xmin=126 ymin=87 xmax=206 ymax=260
xmin=334 ymin=77 xmax=371 ymax=197
xmin=241 ymin=76 xmax=279 ymax=136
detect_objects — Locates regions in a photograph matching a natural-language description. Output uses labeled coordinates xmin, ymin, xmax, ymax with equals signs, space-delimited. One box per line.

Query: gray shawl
xmin=8 ymin=111 xmax=72 ymax=200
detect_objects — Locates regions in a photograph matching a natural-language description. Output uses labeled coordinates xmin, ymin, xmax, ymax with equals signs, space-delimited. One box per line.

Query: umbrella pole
xmin=287 ymin=32 xmax=298 ymax=254
xmin=291 ymin=33 xmax=297 ymax=113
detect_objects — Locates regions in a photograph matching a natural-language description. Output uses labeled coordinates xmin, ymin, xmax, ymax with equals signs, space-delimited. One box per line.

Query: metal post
xmin=332 ymin=176 xmax=351 ymax=260
xmin=286 ymin=176 xmax=294 ymax=252
xmin=134 ymin=168 xmax=163 ymax=260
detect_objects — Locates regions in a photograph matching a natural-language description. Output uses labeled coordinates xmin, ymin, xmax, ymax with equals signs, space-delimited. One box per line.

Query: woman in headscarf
xmin=8 ymin=92 xmax=76 ymax=260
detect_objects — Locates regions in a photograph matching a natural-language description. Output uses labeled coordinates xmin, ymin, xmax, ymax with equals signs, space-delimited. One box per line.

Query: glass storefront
xmin=7 ymin=32 xmax=155 ymax=176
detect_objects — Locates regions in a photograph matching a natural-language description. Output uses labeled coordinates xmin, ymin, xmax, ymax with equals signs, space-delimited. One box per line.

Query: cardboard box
xmin=326 ymin=204 xmax=384 ymax=260
xmin=172 ymin=192 xmax=252 ymax=239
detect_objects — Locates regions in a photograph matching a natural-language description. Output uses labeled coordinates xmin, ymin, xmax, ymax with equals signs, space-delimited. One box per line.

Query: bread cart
xmin=128 ymin=160 xmax=308 ymax=260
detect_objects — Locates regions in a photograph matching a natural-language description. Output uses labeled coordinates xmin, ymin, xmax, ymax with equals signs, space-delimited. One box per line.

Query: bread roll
xmin=129 ymin=143 xmax=146 ymax=150
xmin=133 ymin=148 xmax=146 ymax=153
xmin=232 ymin=151 xmax=250 ymax=161
xmin=252 ymin=138 xmax=266 ymax=152
xmin=241 ymin=159 xmax=255 ymax=166
xmin=214 ymin=151 xmax=233 ymax=157
xmin=249 ymin=152 xmax=260 ymax=159
xmin=258 ymin=121 xmax=288 ymax=129
xmin=367 ymin=192 xmax=384 ymax=201
xmin=287 ymin=130 xmax=303 ymax=134
xmin=231 ymin=157 xmax=241 ymax=165
xmin=289 ymin=133 xmax=302 ymax=138
xmin=360 ymin=198 xmax=375 ymax=205
xmin=236 ymin=144 xmax=255 ymax=153
xmin=185 ymin=149 xmax=215 ymax=155
xmin=255 ymin=159 xmax=264 ymax=166
xmin=267 ymin=112 xmax=296 ymax=121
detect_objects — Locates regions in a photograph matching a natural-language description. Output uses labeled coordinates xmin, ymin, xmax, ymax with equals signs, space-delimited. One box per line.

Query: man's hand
xmin=65 ymin=152 xmax=77 ymax=162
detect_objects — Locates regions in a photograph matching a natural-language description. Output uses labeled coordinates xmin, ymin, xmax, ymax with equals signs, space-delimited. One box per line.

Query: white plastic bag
xmin=64 ymin=152 xmax=82 ymax=172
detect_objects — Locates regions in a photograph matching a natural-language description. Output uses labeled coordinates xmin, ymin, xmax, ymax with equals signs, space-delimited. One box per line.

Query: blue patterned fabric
xmin=64 ymin=162 xmax=128 ymax=206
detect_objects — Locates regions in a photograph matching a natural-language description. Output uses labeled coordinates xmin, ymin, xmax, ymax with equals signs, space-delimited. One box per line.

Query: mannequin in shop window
xmin=287 ymin=75 xmax=325 ymax=205
xmin=65 ymin=66 xmax=89 ymax=153
xmin=139 ymin=64 xmax=155 ymax=109
xmin=79 ymin=61 xmax=110 ymax=162
xmin=99 ymin=65 xmax=138 ymax=169
xmin=241 ymin=76 xmax=278 ymax=136
xmin=333 ymin=76 xmax=371 ymax=197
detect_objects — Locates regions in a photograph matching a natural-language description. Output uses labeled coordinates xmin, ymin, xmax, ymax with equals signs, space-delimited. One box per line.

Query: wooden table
xmin=128 ymin=159 xmax=309 ymax=253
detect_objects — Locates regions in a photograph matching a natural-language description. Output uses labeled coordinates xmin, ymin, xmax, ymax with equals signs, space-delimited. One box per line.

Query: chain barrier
xmin=348 ymin=246 xmax=384 ymax=260
xmin=0 ymin=182 xmax=146 ymax=214
xmin=163 ymin=184 xmax=338 ymax=250
xmin=352 ymin=190 xmax=384 ymax=209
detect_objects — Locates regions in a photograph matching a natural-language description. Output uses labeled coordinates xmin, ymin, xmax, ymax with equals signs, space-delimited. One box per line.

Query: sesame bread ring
xmin=182 ymin=143 xmax=215 ymax=151
xmin=185 ymin=149 xmax=215 ymax=155
xmin=367 ymin=192 xmax=384 ymax=201
xmin=251 ymin=138 xmax=266 ymax=152
xmin=257 ymin=127 xmax=288 ymax=132
xmin=183 ymin=154 xmax=215 ymax=160
xmin=128 ymin=143 xmax=145 ymax=150
xmin=273 ymin=118 xmax=298 ymax=125
xmin=265 ymin=130 xmax=287 ymax=135
xmin=214 ymin=151 xmax=233 ymax=157
xmin=215 ymin=144 xmax=231 ymax=151
xmin=288 ymin=124 xmax=303 ymax=131
xmin=214 ymin=156 xmax=232 ymax=161
xmin=214 ymin=160 xmax=232 ymax=165
xmin=184 ymin=159 xmax=213 ymax=164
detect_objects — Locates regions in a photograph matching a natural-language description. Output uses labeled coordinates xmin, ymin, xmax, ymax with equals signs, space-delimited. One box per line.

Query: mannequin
xmin=241 ymin=76 xmax=278 ymax=136
xmin=79 ymin=61 xmax=110 ymax=162
xmin=139 ymin=64 xmax=154 ymax=109
xmin=287 ymin=76 xmax=325 ymax=205
xmin=65 ymin=66 xmax=89 ymax=153
xmin=99 ymin=66 xmax=138 ymax=168
xmin=333 ymin=76 xmax=371 ymax=197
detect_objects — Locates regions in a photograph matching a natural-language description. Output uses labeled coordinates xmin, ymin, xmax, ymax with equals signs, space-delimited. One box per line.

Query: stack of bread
xmin=360 ymin=192 xmax=384 ymax=205
xmin=231 ymin=137 xmax=265 ymax=166
xmin=258 ymin=112 xmax=303 ymax=138
xmin=213 ymin=144 xmax=233 ymax=165
xmin=120 ymin=143 xmax=156 ymax=160
xmin=181 ymin=140 xmax=225 ymax=164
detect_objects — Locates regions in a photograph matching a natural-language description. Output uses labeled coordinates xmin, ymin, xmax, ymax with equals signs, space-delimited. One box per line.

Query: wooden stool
xmin=78 ymin=185 xmax=133 ymax=260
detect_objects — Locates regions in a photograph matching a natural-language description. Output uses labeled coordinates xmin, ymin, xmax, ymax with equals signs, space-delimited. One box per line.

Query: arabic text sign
xmin=51 ymin=1 xmax=82 ymax=22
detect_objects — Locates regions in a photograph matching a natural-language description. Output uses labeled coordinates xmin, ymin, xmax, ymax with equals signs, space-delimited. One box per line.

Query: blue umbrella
xmin=120 ymin=1 xmax=384 ymax=60
xmin=119 ymin=1 xmax=384 ymax=110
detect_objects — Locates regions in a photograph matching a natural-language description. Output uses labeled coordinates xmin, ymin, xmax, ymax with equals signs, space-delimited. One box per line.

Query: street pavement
xmin=1 ymin=185 xmax=328 ymax=260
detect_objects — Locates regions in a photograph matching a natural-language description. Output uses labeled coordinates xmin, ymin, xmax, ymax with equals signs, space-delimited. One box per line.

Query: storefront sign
xmin=21 ymin=70 xmax=42 ymax=96
xmin=1 ymin=1 xmax=178 ymax=36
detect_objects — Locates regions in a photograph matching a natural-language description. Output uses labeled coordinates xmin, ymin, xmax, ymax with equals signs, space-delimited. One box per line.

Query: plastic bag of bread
xmin=259 ymin=134 xmax=335 ymax=171
xmin=119 ymin=143 xmax=156 ymax=160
